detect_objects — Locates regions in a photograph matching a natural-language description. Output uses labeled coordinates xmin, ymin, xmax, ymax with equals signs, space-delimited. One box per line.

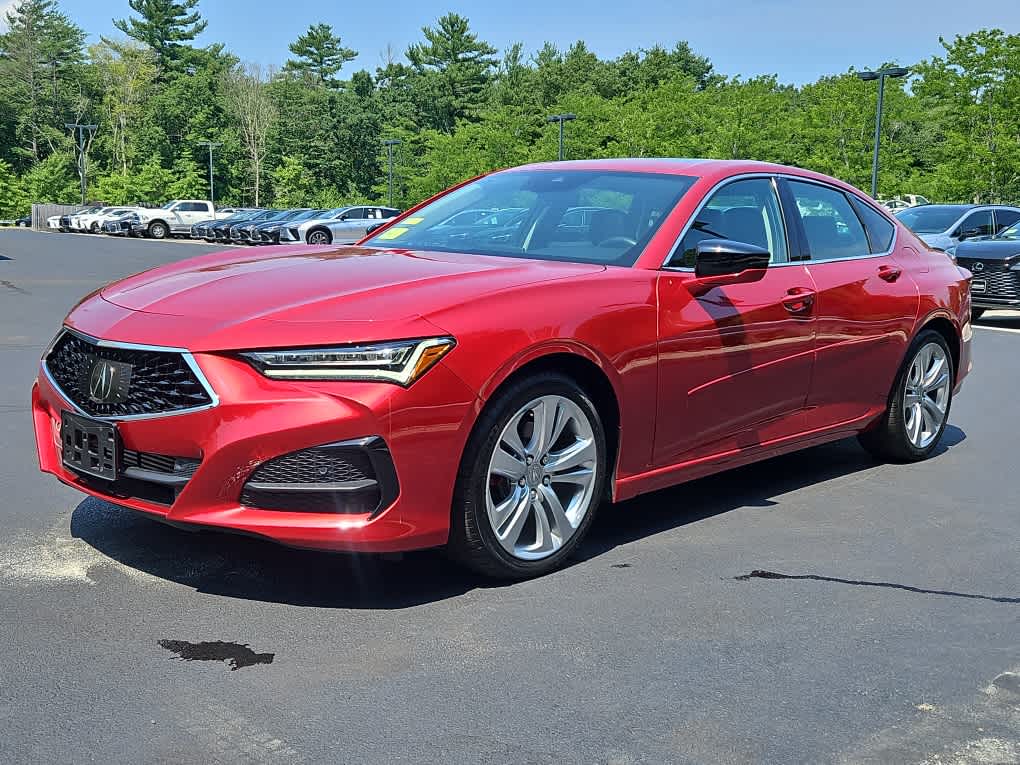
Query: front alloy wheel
xmin=450 ymin=374 xmax=606 ymax=578
xmin=307 ymin=228 xmax=332 ymax=245
xmin=148 ymin=221 xmax=168 ymax=239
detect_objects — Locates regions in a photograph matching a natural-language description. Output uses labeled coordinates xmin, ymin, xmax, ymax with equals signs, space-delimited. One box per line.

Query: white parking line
xmin=974 ymin=324 xmax=1020 ymax=335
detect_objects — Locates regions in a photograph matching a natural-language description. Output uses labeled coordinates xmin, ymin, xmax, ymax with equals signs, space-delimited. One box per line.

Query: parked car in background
xmin=102 ymin=212 xmax=138 ymax=236
xmin=57 ymin=206 xmax=102 ymax=232
xmin=47 ymin=214 xmax=66 ymax=231
xmin=209 ymin=209 xmax=276 ymax=242
xmin=14 ymin=216 xmax=31 ymax=227
xmin=894 ymin=204 xmax=1020 ymax=251
xmin=125 ymin=200 xmax=221 ymax=239
xmin=281 ymin=206 xmax=401 ymax=245
xmin=191 ymin=209 xmax=261 ymax=241
xmin=32 ymin=159 xmax=971 ymax=579
xmin=77 ymin=207 xmax=141 ymax=233
xmin=240 ymin=208 xmax=325 ymax=245
xmin=881 ymin=195 xmax=930 ymax=213
xmin=947 ymin=219 xmax=1020 ymax=320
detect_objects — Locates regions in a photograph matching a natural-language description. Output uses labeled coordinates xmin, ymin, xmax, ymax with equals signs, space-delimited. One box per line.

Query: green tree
xmin=167 ymin=150 xmax=205 ymax=198
xmin=0 ymin=0 xmax=85 ymax=166
xmin=270 ymin=154 xmax=313 ymax=206
xmin=406 ymin=13 xmax=498 ymax=131
xmin=112 ymin=0 xmax=207 ymax=68
xmin=0 ymin=159 xmax=30 ymax=216
xmin=283 ymin=23 xmax=356 ymax=86
xmin=22 ymin=151 xmax=78 ymax=203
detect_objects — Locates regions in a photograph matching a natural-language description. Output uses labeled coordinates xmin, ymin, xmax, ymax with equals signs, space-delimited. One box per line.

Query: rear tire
xmin=448 ymin=373 xmax=606 ymax=579
xmin=971 ymin=307 xmax=985 ymax=322
xmin=148 ymin=221 xmax=168 ymax=239
xmin=858 ymin=329 xmax=954 ymax=462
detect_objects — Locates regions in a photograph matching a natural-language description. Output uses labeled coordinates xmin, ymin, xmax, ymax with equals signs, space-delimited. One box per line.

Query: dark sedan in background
xmin=950 ymin=220 xmax=1020 ymax=319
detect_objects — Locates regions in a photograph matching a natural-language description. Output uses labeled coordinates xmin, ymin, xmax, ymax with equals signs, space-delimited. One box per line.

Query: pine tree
xmin=283 ymin=23 xmax=356 ymax=87
xmin=112 ymin=0 xmax=207 ymax=68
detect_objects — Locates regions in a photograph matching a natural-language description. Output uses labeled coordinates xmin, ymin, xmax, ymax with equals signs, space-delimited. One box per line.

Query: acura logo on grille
xmin=972 ymin=262 xmax=985 ymax=272
xmin=88 ymin=360 xmax=120 ymax=402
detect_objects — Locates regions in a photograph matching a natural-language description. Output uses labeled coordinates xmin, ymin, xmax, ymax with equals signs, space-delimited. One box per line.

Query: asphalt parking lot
xmin=1 ymin=228 xmax=1017 ymax=765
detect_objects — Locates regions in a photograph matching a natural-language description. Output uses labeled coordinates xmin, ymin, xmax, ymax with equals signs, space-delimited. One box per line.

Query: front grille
xmin=240 ymin=438 xmax=398 ymax=515
xmin=45 ymin=330 xmax=214 ymax=418
xmin=959 ymin=259 xmax=1020 ymax=300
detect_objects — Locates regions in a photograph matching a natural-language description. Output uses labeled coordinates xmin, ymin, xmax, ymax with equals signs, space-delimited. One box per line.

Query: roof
xmin=504 ymin=158 xmax=867 ymax=193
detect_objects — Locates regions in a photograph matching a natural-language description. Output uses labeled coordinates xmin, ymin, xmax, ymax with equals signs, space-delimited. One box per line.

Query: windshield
xmin=363 ymin=170 xmax=698 ymax=266
xmin=160 ymin=200 xmax=178 ymax=210
xmin=895 ymin=206 xmax=967 ymax=234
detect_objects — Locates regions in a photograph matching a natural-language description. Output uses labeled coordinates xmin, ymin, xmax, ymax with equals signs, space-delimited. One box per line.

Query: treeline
xmin=1 ymin=0 xmax=1019 ymax=219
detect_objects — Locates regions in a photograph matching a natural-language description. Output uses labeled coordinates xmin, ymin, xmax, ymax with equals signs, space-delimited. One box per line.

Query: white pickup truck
xmin=126 ymin=200 xmax=233 ymax=239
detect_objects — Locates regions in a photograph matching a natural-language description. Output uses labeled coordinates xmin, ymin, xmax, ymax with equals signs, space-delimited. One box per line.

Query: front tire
xmin=448 ymin=373 xmax=607 ymax=579
xmin=148 ymin=221 xmax=168 ymax=239
xmin=858 ymin=330 xmax=954 ymax=462
xmin=307 ymin=228 xmax=332 ymax=245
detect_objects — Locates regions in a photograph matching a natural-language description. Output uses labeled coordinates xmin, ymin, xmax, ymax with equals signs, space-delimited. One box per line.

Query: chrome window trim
xmin=661 ymin=172 xmax=898 ymax=271
xmin=42 ymin=326 xmax=220 ymax=422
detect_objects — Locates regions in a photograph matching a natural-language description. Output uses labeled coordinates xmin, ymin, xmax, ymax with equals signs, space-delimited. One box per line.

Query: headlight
xmin=262 ymin=225 xmax=281 ymax=232
xmin=241 ymin=337 xmax=456 ymax=385
xmin=125 ymin=214 xmax=140 ymax=223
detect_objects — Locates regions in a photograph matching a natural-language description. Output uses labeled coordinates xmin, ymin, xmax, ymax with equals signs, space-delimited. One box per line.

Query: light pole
xmin=65 ymin=122 xmax=98 ymax=204
xmin=857 ymin=67 xmax=909 ymax=199
xmin=198 ymin=141 xmax=221 ymax=207
xmin=383 ymin=139 xmax=401 ymax=207
xmin=546 ymin=113 xmax=577 ymax=161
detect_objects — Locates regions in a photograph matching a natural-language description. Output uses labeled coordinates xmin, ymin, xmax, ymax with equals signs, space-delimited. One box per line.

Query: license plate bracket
xmin=972 ymin=278 xmax=986 ymax=294
xmin=61 ymin=410 xmax=119 ymax=481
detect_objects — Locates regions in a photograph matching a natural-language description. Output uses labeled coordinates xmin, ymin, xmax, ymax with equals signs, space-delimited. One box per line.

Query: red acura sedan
xmin=32 ymin=159 xmax=972 ymax=578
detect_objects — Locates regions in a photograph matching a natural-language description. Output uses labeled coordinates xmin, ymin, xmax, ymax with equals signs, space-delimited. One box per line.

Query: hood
xmin=94 ymin=245 xmax=604 ymax=350
xmin=954 ymin=238 xmax=1020 ymax=262
xmin=919 ymin=232 xmax=953 ymax=249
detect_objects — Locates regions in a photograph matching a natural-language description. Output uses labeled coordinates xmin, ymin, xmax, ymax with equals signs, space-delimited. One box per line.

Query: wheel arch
xmin=306 ymin=226 xmax=332 ymax=243
xmin=915 ymin=312 xmax=961 ymax=382
xmin=471 ymin=347 xmax=622 ymax=491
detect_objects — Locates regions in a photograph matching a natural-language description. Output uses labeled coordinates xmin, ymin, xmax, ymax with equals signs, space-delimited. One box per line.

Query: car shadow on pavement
xmin=70 ymin=430 xmax=965 ymax=608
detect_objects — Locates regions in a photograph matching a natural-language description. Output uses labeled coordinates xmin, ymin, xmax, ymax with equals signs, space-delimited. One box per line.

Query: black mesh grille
xmin=240 ymin=440 xmax=398 ymax=515
xmin=46 ymin=331 xmax=213 ymax=418
xmin=958 ymin=260 xmax=1020 ymax=300
xmin=246 ymin=446 xmax=373 ymax=484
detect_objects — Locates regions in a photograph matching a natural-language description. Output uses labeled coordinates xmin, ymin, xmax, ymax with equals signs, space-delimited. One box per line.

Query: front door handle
xmin=782 ymin=287 xmax=815 ymax=315
xmin=878 ymin=265 xmax=902 ymax=282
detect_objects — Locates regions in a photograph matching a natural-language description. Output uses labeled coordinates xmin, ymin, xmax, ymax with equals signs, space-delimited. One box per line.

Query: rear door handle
xmin=782 ymin=287 xmax=815 ymax=315
xmin=878 ymin=265 xmax=902 ymax=282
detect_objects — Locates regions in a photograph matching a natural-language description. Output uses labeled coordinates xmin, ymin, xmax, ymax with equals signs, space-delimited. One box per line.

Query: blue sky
xmin=19 ymin=0 xmax=1020 ymax=83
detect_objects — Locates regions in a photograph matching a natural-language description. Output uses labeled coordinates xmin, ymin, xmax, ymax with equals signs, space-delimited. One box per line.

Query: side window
xmin=671 ymin=178 xmax=788 ymax=268
xmin=344 ymin=208 xmax=365 ymax=220
xmin=787 ymin=181 xmax=869 ymax=261
xmin=995 ymin=209 xmax=1020 ymax=233
xmin=849 ymin=195 xmax=895 ymax=253
xmin=958 ymin=210 xmax=993 ymax=238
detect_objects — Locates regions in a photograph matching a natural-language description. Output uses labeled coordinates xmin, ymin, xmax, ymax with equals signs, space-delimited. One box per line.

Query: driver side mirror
xmin=687 ymin=239 xmax=770 ymax=296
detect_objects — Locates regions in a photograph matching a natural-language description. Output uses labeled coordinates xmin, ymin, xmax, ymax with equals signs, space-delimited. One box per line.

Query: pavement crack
xmin=158 ymin=640 xmax=275 ymax=671
xmin=734 ymin=570 xmax=1019 ymax=604
xmin=0 ymin=279 xmax=29 ymax=294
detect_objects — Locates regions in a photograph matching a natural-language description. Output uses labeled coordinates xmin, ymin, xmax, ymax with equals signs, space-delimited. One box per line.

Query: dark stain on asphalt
xmin=158 ymin=640 xmax=275 ymax=670
xmin=735 ymin=570 xmax=1020 ymax=604
xmin=611 ymin=563 xmax=633 ymax=568
xmin=0 ymin=280 xmax=28 ymax=294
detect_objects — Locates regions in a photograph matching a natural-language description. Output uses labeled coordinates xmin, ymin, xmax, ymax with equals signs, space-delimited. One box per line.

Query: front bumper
xmin=33 ymin=337 xmax=478 ymax=553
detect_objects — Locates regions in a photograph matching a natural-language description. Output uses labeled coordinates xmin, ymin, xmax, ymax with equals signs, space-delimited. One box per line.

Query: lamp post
xmin=65 ymin=123 xmax=98 ymax=204
xmin=383 ymin=139 xmax=401 ymax=207
xmin=546 ymin=113 xmax=577 ymax=161
xmin=857 ymin=67 xmax=909 ymax=199
xmin=197 ymin=141 xmax=221 ymax=208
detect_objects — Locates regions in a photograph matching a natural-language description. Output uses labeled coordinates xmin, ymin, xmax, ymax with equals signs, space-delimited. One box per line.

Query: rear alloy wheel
xmin=148 ymin=221 xmax=168 ymax=239
xmin=859 ymin=330 xmax=953 ymax=462
xmin=307 ymin=228 xmax=332 ymax=245
xmin=449 ymin=373 xmax=606 ymax=579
